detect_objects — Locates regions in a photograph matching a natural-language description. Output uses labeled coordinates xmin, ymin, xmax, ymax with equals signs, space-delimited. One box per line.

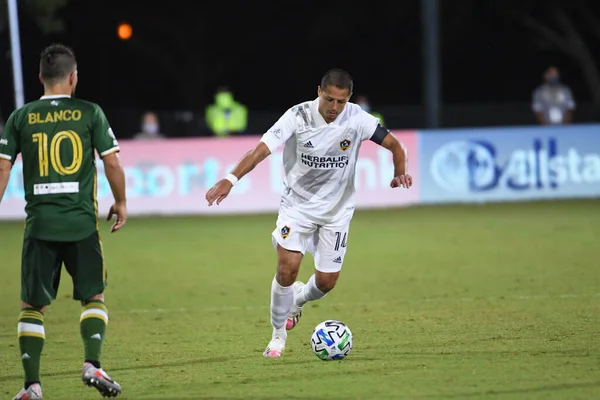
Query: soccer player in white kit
xmin=205 ymin=69 xmax=413 ymax=358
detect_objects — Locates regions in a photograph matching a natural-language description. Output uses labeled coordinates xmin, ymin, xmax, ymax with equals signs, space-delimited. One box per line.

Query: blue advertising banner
xmin=419 ymin=124 xmax=600 ymax=203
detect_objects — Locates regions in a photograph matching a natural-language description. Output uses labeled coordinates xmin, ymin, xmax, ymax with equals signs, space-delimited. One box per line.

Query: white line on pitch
xmin=0 ymin=293 xmax=597 ymax=321
xmin=113 ymin=292 xmax=600 ymax=315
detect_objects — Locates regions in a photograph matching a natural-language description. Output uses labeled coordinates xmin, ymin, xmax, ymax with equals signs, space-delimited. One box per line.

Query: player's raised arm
xmin=205 ymin=109 xmax=297 ymax=206
xmin=91 ymin=105 xmax=127 ymax=232
xmin=359 ymin=110 xmax=412 ymax=189
xmin=102 ymin=153 xmax=127 ymax=231
xmin=0 ymin=159 xmax=11 ymax=203
xmin=0 ymin=112 xmax=20 ymax=204
xmin=379 ymin=132 xmax=412 ymax=189
xmin=205 ymin=141 xmax=271 ymax=207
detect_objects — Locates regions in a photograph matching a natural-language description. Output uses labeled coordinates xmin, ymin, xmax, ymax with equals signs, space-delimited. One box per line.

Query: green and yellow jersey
xmin=0 ymin=95 xmax=120 ymax=241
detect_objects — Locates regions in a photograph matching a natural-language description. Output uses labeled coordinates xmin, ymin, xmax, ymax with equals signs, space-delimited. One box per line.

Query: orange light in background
xmin=117 ymin=23 xmax=132 ymax=40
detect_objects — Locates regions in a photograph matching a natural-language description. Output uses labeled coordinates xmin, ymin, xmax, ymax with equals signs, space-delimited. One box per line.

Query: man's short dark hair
xmin=39 ymin=43 xmax=77 ymax=83
xmin=320 ymin=68 xmax=353 ymax=93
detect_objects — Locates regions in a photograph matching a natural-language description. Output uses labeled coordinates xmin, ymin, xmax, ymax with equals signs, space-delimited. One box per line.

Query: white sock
xmin=297 ymin=274 xmax=326 ymax=307
xmin=270 ymin=276 xmax=293 ymax=338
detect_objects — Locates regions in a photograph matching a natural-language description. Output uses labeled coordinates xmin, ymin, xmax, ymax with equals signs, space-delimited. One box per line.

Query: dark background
xmin=1 ymin=0 xmax=599 ymax=137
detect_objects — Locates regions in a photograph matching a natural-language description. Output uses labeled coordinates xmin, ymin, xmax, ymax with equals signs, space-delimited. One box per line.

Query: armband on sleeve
xmin=369 ymin=124 xmax=389 ymax=145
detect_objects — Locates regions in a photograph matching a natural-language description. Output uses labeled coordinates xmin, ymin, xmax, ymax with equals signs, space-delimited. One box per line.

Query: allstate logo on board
xmin=430 ymin=140 xmax=498 ymax=193
xmin=429 ymin=137 xmax=600 ymax=193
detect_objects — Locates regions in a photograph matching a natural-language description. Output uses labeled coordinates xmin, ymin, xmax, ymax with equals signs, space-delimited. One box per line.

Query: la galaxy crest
xmin=281 ymin=225 xmax=291 ymax=239
xmin=339 ymin=138 xmax=352 ymax=151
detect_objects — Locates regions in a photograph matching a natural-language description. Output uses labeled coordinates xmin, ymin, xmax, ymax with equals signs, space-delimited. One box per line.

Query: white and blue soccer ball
xmin=310 ymin=320 xmax=353 ymax=360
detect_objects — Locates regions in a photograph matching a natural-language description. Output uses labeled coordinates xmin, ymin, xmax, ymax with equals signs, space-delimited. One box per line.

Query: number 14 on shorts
xmin=334 ymin=231 xmax=347 ymax=251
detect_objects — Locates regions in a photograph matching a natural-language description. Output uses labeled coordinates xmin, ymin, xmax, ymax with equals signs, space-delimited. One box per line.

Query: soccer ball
xmin=310 ymin=320 xmax=353 ymax=360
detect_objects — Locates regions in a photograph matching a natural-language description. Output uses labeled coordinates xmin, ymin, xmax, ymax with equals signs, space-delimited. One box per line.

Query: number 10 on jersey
xmin=32 ymin=130 xmax=83 ymax=177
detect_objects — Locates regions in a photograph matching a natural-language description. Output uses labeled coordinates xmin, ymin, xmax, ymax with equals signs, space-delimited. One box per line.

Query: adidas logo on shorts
xmin=333 ymin=256 xmax=342 ymax=263
xmin=304 ymin=141 xmax=314 ymax=148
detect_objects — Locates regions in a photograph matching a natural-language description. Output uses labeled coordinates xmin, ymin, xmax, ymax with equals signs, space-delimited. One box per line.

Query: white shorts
xmin=271 ymin=211 xmax=351 ymax=273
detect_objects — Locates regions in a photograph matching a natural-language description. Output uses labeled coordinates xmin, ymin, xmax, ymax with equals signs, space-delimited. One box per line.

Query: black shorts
xmin=21 ymin=231 xmax=106 ymax=306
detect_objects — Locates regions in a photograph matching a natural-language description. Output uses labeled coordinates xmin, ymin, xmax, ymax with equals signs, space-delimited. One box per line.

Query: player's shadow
xmin=151 ymin=397 xmax=356 ymax=400
xmin=389 ymin=347 xmax=592 ymax=357
xmin=153 ymin=397 xmax=356 ymax=400
xmin=224 ymin=364 xmax=415 ymax=388
xmin=0 ymin=356 xmax=250 ymax=382
xmin=275 ymin=359 xmax=315 ymax=366
xmin=416 ymin=381 xmax=600 ymax=398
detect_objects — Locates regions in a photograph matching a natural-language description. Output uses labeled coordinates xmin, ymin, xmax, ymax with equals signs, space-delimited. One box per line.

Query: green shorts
xmin=21 ymin=231 xmax=107 ymax=306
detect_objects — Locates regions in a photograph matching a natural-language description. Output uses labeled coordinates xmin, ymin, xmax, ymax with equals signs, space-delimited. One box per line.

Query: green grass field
xmin=1 ymin=199 xmax=599 ymax=400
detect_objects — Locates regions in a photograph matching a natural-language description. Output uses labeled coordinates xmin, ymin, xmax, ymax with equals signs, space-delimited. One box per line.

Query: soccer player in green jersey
xmin=0 ymin=44 xmax=127 ymax=399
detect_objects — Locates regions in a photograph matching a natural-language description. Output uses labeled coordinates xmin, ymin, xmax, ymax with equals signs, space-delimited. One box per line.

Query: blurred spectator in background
xmin=134 ymin=111 xmax=165 ymax=140
xmin=532 ymin=66 xmax=576 ymax=126
xmin=355 ymin=94 xmax=385 ymax=126
xmin=205 ymin=87 xmax=248 ymax=137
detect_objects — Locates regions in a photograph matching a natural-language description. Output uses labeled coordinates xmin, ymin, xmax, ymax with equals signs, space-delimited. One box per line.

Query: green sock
xmin=18 ymin=308 xmax=45 ymax=385
xmin=80 ymin=300 xmax=108 ymax=364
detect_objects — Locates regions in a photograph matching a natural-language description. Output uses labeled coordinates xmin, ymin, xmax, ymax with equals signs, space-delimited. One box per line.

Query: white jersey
xmin=260 ymin=98 xmax=380 ymax=225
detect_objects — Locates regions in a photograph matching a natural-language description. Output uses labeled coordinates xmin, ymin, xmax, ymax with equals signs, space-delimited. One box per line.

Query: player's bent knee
xmin=276 ymin=245 xmax=302 ymax=286
xmin=276 ymin=262 xmax=300 ymax=286
xmin=21 ymin=301 xmax=47 ymax=313
xmin=315 ymin=271 xmax=339 ymax=293
xmin=82 ymin=293 xmax=105 ymax=305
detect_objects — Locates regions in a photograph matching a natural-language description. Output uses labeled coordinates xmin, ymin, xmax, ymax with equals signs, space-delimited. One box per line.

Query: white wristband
xmin=225 ymin=173 xmax=238 ymax=186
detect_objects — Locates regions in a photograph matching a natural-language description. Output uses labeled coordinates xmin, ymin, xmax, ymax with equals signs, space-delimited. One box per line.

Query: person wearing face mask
xmin=134 ymin=111 xmax=164 ymax=140
xmin=355 ymin=95 xmax=385 ymax=127
xmin=532 ymin=66 xmax=576 ymax=125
